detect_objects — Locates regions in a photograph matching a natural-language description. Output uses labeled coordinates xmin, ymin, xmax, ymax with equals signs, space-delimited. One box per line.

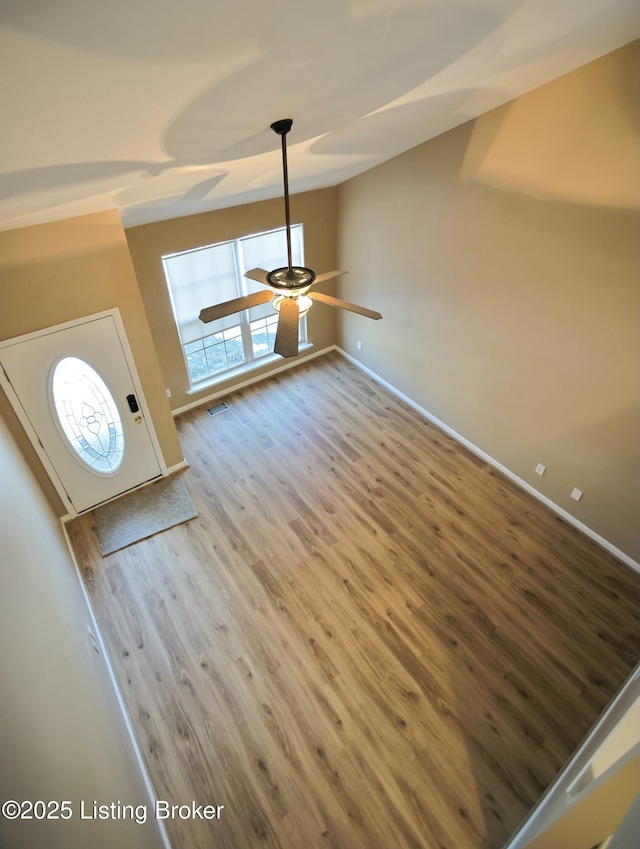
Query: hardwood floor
xmin=68 ymin=351 xmax=640 ymax=849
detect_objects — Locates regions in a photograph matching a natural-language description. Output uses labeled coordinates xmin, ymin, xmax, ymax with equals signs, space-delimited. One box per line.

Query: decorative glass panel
xmin=51 ymin=357 xmax=124 ymax=473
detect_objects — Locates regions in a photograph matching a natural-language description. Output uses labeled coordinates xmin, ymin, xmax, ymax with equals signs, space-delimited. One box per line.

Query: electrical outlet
xmin=571 ymin=488 xmax=583 ymax=502
xmin=166 ymin=387 xmax=172 ymax=398
xmin=356 ymin=340 xmax=362 ymax=350
xmin=535 ymin=463 xmax=546 ymax=476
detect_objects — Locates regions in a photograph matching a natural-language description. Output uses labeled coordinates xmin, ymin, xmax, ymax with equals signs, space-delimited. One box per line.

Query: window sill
xmin=185 ymin=342 xmax=314 ymax=396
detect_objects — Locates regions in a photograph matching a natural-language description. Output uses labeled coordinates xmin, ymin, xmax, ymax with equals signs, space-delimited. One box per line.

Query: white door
xmin=0 ymin=313 xmax=162 ymax=512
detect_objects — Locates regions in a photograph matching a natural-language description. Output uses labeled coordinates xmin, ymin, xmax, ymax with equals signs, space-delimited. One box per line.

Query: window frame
xmin=162 ymin=225 xmax=308 ymax=390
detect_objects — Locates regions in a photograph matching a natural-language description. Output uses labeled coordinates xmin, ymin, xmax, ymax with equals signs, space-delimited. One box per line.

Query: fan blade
xmin=309 ymin=291 xmax=382 ymax=320
xmin=199 ymin=290 xmax=273 ymax=323
xmin=274 ymin=298 xmax=300 ymax=358
xmin=311 ymin=270 xmax=349 ymax=285
xmin=244 ymin=267 xmax=270 ymax=286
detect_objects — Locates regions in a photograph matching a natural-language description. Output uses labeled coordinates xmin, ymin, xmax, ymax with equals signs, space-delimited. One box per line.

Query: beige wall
xmin=0 ymin=416 xmax=165 ymax=849
xmin=336 ymin=41 xmax=640 ymax=561
xmin=125 ymin=187 xmax=338 ymax=410
xmin=0 ymin=209 xmax=184 ymax=515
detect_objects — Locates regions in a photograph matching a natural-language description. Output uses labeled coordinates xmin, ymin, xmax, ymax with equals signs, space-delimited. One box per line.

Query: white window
xmin=162 ymin=225 xmax=307 ymax=387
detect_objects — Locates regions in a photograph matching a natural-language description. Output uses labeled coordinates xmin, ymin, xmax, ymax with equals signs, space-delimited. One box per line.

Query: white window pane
xmin=241 ymin=225 xmax=303 ymax=276
xmin=242 ymin=229 xmax=286 ymax=273
xmin=241 ymin=225 xmax=303 ymax=320
xmin=250 ymin=316 xmax=278 ymax=357
xmin=248 ymin=298 xmax=276 ymax=322
xmin=163 ymin=241 xmax=238 ymax=343
xmin=185 ymin=347 xmax=209 ymax=383
xmin=198 ymin=311 xmax=245 ymax=336
xmin=164 ymin=225 xmax=308 ymax=387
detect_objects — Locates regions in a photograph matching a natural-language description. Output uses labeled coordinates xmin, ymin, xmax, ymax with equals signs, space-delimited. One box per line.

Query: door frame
xmin=0 ymin=308 xmax=168 ymax=518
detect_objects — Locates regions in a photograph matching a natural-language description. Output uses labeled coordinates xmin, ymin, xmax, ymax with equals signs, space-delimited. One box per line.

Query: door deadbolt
xmin=134 ymin=415 xmax=142 ymax=424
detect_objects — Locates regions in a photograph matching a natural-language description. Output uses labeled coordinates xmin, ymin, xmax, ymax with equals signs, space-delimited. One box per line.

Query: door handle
xmin=126 ymin=393 xmax=139 ymax=413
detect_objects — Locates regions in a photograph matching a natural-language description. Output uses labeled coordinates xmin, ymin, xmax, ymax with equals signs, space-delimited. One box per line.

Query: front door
xmin=0 ymin=313 xmax=162 ymax=512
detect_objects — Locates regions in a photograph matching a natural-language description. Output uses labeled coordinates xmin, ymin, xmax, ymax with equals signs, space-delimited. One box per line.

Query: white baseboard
xmin=171 ymin=345 xmax=335 ymax=417
xmin=338 ymin=348 xmax=640 ymax=574
xmin=166 ymin=460 xmax=190 ymax=475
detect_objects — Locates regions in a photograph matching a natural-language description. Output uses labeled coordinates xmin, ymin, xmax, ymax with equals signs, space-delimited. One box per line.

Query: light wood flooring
xmin=68 ymin=351 xmax=640 ymax=849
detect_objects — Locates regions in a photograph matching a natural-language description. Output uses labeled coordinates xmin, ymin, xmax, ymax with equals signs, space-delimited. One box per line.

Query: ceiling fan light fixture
xmin=199 ymin=117 xmax=380 ymax=360
xmin=273 ymin=294 xmax=312 ymax=316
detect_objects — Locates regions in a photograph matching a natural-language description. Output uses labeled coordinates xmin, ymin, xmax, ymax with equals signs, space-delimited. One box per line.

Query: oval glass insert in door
xmin=51 ymin=356 xmax=125 ymax=474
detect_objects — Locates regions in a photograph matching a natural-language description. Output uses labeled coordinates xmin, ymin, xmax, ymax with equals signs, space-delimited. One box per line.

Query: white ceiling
xmin=0 ymin=0 xmax=638 ymax=232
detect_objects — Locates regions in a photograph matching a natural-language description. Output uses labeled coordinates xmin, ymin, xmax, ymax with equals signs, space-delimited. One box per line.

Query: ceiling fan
xmin=199 ymin=119 xmax=381 ymax=358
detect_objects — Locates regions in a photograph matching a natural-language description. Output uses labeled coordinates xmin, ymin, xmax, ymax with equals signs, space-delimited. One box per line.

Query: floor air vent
xmin=206 ymin=401 xmax=230 ymax=417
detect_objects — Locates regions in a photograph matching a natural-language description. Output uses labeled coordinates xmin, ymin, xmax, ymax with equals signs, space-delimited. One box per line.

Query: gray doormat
xmin=93 ymin=475 xmax=198 ymax=556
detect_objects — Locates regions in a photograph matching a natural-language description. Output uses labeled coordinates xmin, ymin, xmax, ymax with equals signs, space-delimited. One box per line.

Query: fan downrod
xmin=266 ymin=117 xmax=315 ymax=291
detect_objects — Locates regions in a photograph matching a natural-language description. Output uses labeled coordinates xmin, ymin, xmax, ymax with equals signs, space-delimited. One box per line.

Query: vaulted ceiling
xmin=1 ymin=0 xmax=638 ymax=232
